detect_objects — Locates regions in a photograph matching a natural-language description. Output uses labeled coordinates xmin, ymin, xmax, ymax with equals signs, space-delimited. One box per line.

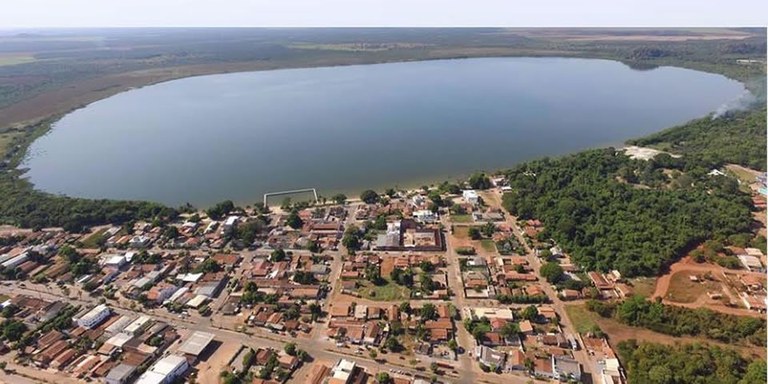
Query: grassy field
xmin=453 ymin=226 xmax=469 ymax=239
xmin=80 ymin=227 xmax=108 ymax=248
xmin=357 ymin=280 xmax=411 ymax=301
xmin=630 ymin=277 xmax=658 ymax=298
xmin=565 ymin=304 xmax=599 ymax=334
xmin=451 ymin=214 xmax=473 ymax=223
xmin=0 ymin=132 xmax=14 ymax=157
xmin=479 ymin=239 xmax=497 ymax=253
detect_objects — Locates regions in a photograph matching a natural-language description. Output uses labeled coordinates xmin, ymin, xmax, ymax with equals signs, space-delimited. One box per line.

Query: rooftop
xmin=178 ymin=331 xmax=215 ymax=356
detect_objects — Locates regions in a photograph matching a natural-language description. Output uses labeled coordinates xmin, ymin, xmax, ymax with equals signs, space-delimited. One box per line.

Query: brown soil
xmin=653 ymin=256 xmax=764 ymax=318
xmin=595 ymin=315 xmax=765 ymax=360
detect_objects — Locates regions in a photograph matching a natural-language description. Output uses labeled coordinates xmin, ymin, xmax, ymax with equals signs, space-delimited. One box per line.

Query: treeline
xmin=0 ymin=175 xmax=175 ymax=232
xmin=587 ymin=296 xmax=766 ymax=346
xmin=501 ymin=148 xmax=754 ymax=276
xmin=628 ymin=108 xmax=767 ymax=171
xmin=618 ymin=340 xmax=766 ymax=384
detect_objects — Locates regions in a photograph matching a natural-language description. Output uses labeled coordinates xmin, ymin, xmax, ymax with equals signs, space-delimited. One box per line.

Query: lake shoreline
xmin=18 ymin=57 xmax=746 ymax=207
xmin=2 ymin=55 xmax=756 ymax=212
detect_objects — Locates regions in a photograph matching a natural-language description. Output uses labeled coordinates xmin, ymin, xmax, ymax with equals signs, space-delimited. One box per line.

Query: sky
xmin=0 ymin=0 xmax=767 ymax=28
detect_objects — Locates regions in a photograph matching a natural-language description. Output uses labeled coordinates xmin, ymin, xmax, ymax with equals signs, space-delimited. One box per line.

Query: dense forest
xmin=628 ymin=108 xmax=767 ymax=171
xmin=618 ymin=340 xmax=767 ymax=384
xmin=502 ymin=148 xmax=754 ymax=276
xmin=587 ymin=296 xmax=766 ymax=346
xmin=0 ymin=176 xmax=175 ymax=232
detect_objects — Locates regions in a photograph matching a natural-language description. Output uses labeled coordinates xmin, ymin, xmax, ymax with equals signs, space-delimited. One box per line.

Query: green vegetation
xmin=629 ymin=108 xmax=767 ymax=171
xmin=479 ymin=239 xmax=496 ymax=253
xmin=331 ymin=193 xmax=347 ymax=204
xmin=539 ymin=262 xmax=565 ymax=283
xmin=455 ymin=247 xmax=476 ymax=255
xmin=468 ymin=172 xmax=492 ymax=190
xmin=496 ymin=294 xmax=548 ymax=304
xmin=502 ymin=148 xmax=753 ymax=276
xmin=358 ymin=280 xmax=411 ymax=301
xmin=450 ymin=214 xmax=472 ymax=223
xmin=360 ymin=189 xmax=380 ymax=204
xmin=564 ymin=304 xmax=600 ymax=334
xmin=206 ymin=200 xmax=234 ymax=220
xmin=588 ymin=296 xmax=766 ymax=346
xmin=618 ymin=340 xmax=766 ymax=384
xmin=286 ymin=209 xmax=303 ymax=229
xmin=1 ymin=319 xmax=27 ymax=341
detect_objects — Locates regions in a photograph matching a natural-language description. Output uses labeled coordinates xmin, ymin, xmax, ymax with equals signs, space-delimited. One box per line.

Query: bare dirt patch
xmin=665 ymin=270 xmax=722 ymax=304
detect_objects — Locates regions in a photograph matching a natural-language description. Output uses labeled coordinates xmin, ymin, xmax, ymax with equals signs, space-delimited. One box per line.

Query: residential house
xmin=475 ymin=346 xmax=505 ymax=371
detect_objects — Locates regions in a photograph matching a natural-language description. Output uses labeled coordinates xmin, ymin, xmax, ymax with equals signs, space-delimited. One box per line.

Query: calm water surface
xmin=22 ymin=58 xmax=746 ymax=206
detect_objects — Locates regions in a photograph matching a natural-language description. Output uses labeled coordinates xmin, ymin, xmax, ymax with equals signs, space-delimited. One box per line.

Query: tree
xmin=1 ymin=304 xmax=18 ymax=318
xmin=206 ymin=200 xmax=234 ymax=220
xmin=342 ymin=225 xmax=362 ymax=253
xmin=385 ymin=188 xmax=397 ymax=198
xmin=162 ymin=225 xmax=179 ymax=239
xmin=420 ymin=303 xmax=437 ymax=321
xmin=270 ymin=248 xmax=287 ymax=262
xmin=284 ymin=342 xmax=297 ymax=356
xmin=195 ymin=258 xmax=221 ymax=273
xmin=447 ymin=338 xmax=458 ymax=351
xmin=385 ymin=336 xmax=402 ymax=352
xmin=286 ymin=210 xmax=303 ymax=229
xmin=521 ymin=305 xmax=538 ymax=321
xmin=469 ymin=173 xmax=492 ymax=190
xmin=399 ymin=301 xmax=412 ymax=315
xmin=369 ymin=349 xmax=378 ymax=359
xmin=375 ymin=372 xmax=392 ymax=384
xmin=430 ymin=362 xmax=438 ymax=373
xmin=331 ymin=194 xmax=347 ymax=204
xmin=480 ymin=222 xmax=497 ymax=237
xmin=360 ymin=190 xmax=380 ymax=204
xmin=499 ymin=322 xmax=520 ymax=338
xmin=468 ymin=227 xmax=482 ymax=240
xmin=540 ymin=262 xmax=564 ymax=283
xmin=419 ymin=272 xmax=436 ymax=292
xmin=2 ymin=320 xmax=27 ymax=341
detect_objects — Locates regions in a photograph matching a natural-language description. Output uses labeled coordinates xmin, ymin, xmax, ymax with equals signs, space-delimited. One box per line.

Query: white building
xmin=413 ymin=209 xmax=438 ymax=224
xmin=2 ymin=252 xmax=29 ymax=269
xmin=136 ymin=354 xmax=189 ymax=384
xmin=76 ymin=304 xmax=111 ymax=329
xmin=331 ymin=359 xmax=356 ymax=383
xmin=738 ymin=255 xmax=765 ymax=272
xmin=462 ymin=190 xmax=479 ymax=205
xmin=123 ymin=315 xmax=152 ymax=335
xmin=102 ymin=254 xmax=127 ymax=268
xmin=597 ymin=358 xmax=626 ymax=384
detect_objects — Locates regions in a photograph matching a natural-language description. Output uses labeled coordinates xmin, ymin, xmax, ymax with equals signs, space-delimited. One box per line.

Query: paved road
xmin=481 ymin=190 xmax=594 ymax=380
xmin=1 ymin=281 xmax=456 ymax=383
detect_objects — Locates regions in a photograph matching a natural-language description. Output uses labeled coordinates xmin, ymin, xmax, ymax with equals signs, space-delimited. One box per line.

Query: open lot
xmin=451 ymin=214 xmax=473 ymax=223
xmin=629 ymin=277 xmax=657 ymax=298
xmin=565 ymin=304 xmax=599 ymax=334
xmin=664 ymin=270 xmax=722 ymax=304
xmin=356 ymin=280 xmax=411 ymax=301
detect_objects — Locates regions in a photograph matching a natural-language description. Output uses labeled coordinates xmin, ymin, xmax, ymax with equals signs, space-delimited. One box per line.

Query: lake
xmin=22 ymin=57 xmax=746 ymax=207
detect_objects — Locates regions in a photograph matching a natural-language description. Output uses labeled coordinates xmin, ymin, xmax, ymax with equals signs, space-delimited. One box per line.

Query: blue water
xmin=22 ymin=57 xmax=746 ymax=206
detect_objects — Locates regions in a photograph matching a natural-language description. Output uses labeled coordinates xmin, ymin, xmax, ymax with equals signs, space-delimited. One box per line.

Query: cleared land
xmin=566 ymin=303 xmax=766 ymax=359
xmin=450 ymin=214 xmax=473 ymax=223
xmin=356 ymin=280 xmax=411 ymax=301
xmin=664 ymin=270 xmax=723 ymax=304
xmin=565 ymin=304 xmax=599 ymax=334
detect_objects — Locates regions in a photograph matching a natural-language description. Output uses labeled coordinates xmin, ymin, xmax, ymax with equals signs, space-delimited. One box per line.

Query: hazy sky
xmin=1 ymin=0 xmax=766 ymax=28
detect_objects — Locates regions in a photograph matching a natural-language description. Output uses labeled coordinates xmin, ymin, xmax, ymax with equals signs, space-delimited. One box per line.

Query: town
xmin=0 ymin=162 xmax=765 ymax=384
